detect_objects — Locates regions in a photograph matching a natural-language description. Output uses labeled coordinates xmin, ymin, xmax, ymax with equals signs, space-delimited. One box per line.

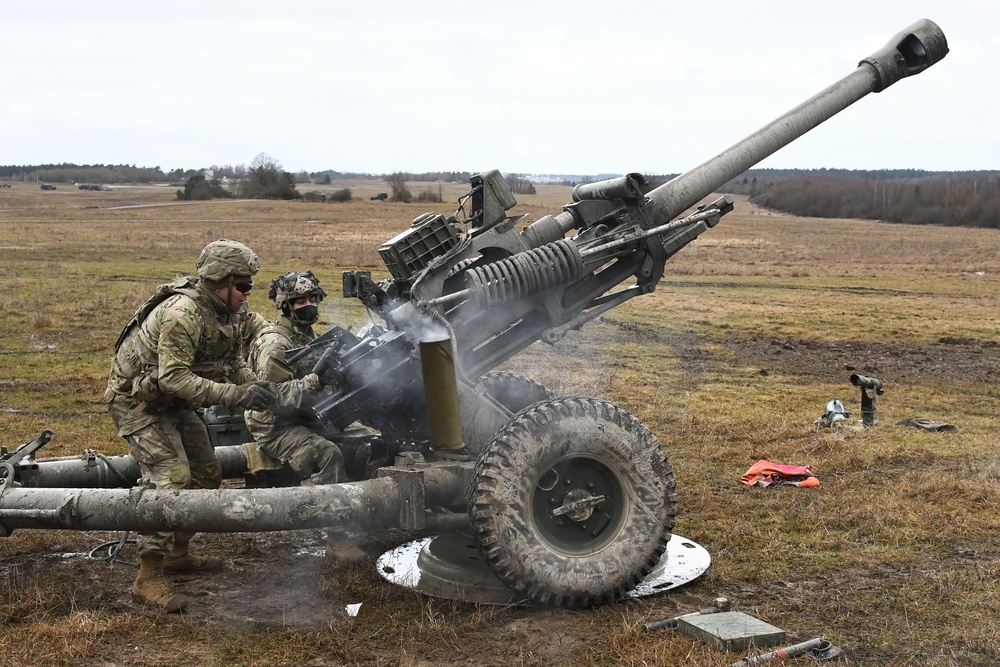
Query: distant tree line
xmin=0 ymin=163 xmax=167 ymax=184
xmin=720 ymin=169 xmax=1000 ymax=228
xmin=8 ymin=161 xmax=997 ymax=227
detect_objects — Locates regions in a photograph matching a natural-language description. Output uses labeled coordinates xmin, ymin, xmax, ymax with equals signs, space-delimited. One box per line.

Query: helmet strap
xmin=225 ymin=276 xmax=236 ymax=311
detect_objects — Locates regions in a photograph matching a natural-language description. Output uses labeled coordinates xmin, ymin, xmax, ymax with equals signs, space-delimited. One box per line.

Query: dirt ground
xmin=1 ymin=516 xmax=715 ymax=666
xmin=2 ymin=184 xmax=998 ymax=664
xmin=4 ymin=323 xmax=997 ymax=666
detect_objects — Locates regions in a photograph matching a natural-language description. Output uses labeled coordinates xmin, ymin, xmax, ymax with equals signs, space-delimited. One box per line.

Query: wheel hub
xmin=551 ymin=488 xmax=605 ymax=522
xmin=532 ymin=457 xmax=623 ymax=551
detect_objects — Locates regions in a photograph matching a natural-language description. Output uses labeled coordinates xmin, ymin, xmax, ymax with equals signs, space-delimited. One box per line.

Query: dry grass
xmin=1 ymin=182 xmax=999 ymax=665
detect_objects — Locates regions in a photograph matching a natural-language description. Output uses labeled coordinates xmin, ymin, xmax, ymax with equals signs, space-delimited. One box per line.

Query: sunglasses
xmin=234 ymin=281 xmax=254 ymax=294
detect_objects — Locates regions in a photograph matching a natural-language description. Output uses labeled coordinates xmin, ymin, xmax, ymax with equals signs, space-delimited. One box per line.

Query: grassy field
xmin=1 ymin=180 xmax=999 ymax=666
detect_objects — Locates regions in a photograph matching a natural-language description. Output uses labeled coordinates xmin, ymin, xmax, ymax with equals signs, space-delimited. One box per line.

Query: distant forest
xmin=0 ymin=163 xmax=476 ymax=187
xmin=4 ymin=163 xmax=999 ymax=229
xmin=718 ymin=169 xmax=1000 ymax=229
xmin=1 ymin=163 xmax=170 ymax=184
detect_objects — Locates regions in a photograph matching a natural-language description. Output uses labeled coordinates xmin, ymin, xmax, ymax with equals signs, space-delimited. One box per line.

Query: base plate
xmin=376 ymin=532 xmax=710 ymax=605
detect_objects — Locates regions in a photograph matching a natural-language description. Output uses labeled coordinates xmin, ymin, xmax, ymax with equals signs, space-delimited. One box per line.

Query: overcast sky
xmin=3 ymin=1 xmax=994 ymax=177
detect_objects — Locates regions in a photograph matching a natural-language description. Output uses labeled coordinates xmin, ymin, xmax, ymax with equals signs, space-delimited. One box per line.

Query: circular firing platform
xmin=376 ymin=532 xmax=710 ymax=605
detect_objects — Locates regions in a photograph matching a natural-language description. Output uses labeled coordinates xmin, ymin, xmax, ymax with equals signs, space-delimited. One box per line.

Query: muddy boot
xmin=163 ymin=540 xmax=224 ymax=573
xmin=132 ymin=555 xmax=188 ymax=613
xmin=325 ymin=529 xmax=366 ymax=564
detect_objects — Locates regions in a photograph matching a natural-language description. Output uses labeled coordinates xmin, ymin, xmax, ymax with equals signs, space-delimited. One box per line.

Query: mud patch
xmin=719 ymin=335 xmax=1000 ymax=386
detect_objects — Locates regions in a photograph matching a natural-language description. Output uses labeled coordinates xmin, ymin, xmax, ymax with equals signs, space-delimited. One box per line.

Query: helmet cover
xmin=196 ymin=239 xmax=260 ymax=281
xmin=268 ymin=271 xmax=327 ymax=311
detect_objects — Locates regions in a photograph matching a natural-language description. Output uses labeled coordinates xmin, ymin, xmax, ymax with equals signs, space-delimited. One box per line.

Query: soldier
xmin=245 ymin=271 xmax=346 ymax=485
xmin=245 ymin=271 xmax=363 ymax=561
xmin=105 ymin=239 xmax=291 ymax=613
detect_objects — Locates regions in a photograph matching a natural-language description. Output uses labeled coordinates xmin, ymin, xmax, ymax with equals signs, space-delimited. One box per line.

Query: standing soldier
xmin=106 ymin=239 xmax=282 ymax=613
xmin=245 ymin=271 xmax=363 ymax=560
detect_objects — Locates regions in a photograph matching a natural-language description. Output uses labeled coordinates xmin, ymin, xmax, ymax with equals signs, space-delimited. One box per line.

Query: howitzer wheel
xmin=469 ymin=397 xmax=676 ymax=607
xmin=477 ymin=371 xmax=554 ymax=413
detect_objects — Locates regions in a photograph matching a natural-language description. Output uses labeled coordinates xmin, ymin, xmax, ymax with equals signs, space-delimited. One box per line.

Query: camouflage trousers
xmin=107 ymin=395 xmax=222 ymax=558
xmin=255 ymin=425 xmax=345 ymax=485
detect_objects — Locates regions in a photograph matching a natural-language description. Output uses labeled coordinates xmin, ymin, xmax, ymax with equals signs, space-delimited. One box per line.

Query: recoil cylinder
xmin=462 ymin=239 xmax=585 ymax=309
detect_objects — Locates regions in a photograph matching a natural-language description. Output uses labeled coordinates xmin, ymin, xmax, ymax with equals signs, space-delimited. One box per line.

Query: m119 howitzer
xmin=0 ymin=20 xmax=948 ymax=607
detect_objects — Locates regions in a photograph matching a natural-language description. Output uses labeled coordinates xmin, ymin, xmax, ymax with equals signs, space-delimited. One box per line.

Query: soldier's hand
xmin=237 ymin=381 xmax=279 ymax=411
xmin=303 ymin=373 xmax=321 ymax=390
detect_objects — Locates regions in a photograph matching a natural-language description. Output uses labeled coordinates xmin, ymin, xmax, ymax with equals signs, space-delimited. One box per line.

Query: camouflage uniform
xmin=245 ymin=272 xmax=347 ymax=484
xmin=105 ymin=241 xmax=267 ymax=559
xmin=237 ymin=304 xmax=270 ymax=361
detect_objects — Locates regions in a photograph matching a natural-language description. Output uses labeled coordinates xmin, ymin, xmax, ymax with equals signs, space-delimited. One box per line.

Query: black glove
xmin=236 ymin=381 xmax=279 ymax=411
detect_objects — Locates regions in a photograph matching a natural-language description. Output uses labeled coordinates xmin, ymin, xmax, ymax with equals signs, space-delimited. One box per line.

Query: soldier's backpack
xmin=114 ymin=275 xmax=202 ymax=351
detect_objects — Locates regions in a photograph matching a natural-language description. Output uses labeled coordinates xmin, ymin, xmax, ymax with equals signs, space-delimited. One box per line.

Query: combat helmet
xmin=196 ymin=239 xmax=260 ymax=282
xmin=269 ymin=271 xmax=327 ymax=312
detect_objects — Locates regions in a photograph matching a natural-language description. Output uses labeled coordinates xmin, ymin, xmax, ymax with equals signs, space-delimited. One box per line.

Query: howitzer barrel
xmin=646 ymin=19 xmax=947 ymax=223
xmin=0 ymin=464 xmax=471 ymax=534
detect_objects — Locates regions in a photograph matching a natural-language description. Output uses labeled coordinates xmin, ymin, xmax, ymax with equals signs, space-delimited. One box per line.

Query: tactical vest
xmin=108 ymin=276 xmax=239 ymax=400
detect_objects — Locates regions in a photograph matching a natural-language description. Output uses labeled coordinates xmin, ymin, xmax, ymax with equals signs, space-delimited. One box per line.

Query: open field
xmin=1 ymin=181 xmax=999 ymax=666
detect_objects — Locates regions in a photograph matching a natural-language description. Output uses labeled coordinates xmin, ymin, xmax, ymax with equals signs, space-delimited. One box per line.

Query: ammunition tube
xmin=419 ymin=336 xmax=465 ymax=452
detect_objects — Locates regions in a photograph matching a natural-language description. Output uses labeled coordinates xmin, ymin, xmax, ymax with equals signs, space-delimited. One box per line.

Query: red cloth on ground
xmin=741 ymin=459 xmax=820 ymax=488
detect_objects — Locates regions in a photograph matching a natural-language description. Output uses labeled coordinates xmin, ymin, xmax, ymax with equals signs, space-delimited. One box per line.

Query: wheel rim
xmin=529 ymin=454 xmax=626 ymax=555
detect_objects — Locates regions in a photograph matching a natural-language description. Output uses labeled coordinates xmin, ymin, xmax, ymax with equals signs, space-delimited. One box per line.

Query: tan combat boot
xmin=162 ymin=540 xmax=224 ymax=573
xmin=132 ymin=555 xmax=188 ymax=613
xmin=325 ymin=529 xmax=366 ymax=564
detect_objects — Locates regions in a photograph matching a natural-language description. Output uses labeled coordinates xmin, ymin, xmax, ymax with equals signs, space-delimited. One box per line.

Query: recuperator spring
xmin=463 ymin=239 xmax=585 ymax=309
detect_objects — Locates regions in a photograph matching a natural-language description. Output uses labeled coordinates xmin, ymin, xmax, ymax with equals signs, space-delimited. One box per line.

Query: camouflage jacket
xmin=105 ymin=276 xmax=254 ymax=434
xmin=238 ymin=308 xmax=270 ymax=362
xmin=245 ymin=315 xmax=326 ymax=438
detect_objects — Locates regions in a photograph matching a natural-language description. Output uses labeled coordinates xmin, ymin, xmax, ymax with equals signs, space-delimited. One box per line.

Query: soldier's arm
xmin=156 ymin=301 xmax=241 ymax=407
xmin=230 ymin=341 xmax=256 ymax=385
xmin=247 ymin=330 xmax=320 ymax=412
xmin=248 ymin=331 xmax=296 ymax=384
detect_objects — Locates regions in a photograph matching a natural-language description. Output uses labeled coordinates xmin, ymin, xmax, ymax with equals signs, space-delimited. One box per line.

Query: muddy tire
xmin=477 ymin=371 xmax=554 ymax=413
xmin=469 ymin=397 xmax=676 ymax=607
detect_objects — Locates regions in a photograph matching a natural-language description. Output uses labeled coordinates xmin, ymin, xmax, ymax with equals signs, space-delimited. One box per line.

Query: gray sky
xmin=3 ymin=1 xmax=994 ymax=176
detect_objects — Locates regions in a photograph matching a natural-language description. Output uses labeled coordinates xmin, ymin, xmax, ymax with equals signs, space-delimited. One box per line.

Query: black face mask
xmin=291 ymin=304 xmax=319 ymax=325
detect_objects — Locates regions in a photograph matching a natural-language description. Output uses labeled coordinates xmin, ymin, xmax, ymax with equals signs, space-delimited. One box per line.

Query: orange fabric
xmin=741 ymin=459 xmax=820 ymax=488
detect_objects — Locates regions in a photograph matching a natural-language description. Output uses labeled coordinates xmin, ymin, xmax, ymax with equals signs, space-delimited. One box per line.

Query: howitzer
xmin=0 ymin=20 xmax=948 ymax=607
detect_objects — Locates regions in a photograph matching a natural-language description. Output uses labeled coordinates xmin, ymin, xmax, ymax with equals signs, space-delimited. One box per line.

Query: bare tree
xmin=246 ymin=153 xmax=282 ymax=191
xmin=237 ymin=153 xmax=300 ymax=199
xmin=385 ymin=172 xmax=412 ymax=203
xmin=505 ymin=173 xmax=536 ymax=195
